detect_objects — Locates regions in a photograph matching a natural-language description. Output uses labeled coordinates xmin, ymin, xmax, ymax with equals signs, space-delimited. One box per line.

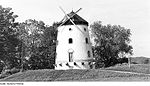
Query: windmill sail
xmin=59 ymin=7 xmax=88 ymax=34
xmin=60 ymin=11 xmax=88 ymax=26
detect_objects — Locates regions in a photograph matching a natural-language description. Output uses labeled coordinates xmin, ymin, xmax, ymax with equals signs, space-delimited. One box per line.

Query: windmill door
xmin=68 ymin=49 xmax=74 ymax=62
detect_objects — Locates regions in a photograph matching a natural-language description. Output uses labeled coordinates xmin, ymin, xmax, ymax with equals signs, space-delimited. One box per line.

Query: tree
xmin=90 ymin=21 xmax=133 ymax=68
xmin=0 ymin=5 xmax=20 ymax=71
xmin=17 ymin=19 xmax=45 ymax=56
xmin=17 ymin=19 xmax=46 ymax=70
xmin=27 ymin=25 xmax=57 ymax=70
xmin=17 ymin=20 xmax=58 ymax=70
xmin=39 ymin=25 xmax=57 ymax=67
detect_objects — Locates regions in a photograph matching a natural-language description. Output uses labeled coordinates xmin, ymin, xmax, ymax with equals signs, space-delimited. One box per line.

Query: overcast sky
xmin=1 ymin=0 xmax=150 ymax=58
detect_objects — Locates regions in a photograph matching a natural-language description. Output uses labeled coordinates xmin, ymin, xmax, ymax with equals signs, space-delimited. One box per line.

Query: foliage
xmin=17 ymin=19 xmax=45 ymax=56
xmin=17 ymin=19 xmax=46 ymax=70
xmin=17 ymin=20 xmax=58 ymax=70
xmin=0 ymin=62 xmax=4 ymax=73
xmin=117 ymin=57 xmax=128 ymax=64
xmin=35 ymin=25 xmax=57 ymax=69
xmin=0 ymin=68 xmax=20 ymax=79
xmin=90 ymin=21 xmax=133 ymax=68
xmin=27 ymin=53 xmax=54 ymax=70
xmin=0 ymin=5 xmax=20 ymax=71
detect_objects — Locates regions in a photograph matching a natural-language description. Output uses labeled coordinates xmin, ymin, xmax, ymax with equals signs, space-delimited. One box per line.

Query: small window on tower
xmin=69 ymin=28 xmax=72 ymax=31
xmin=88 ymin=51 xmax=91 ymax=57
xmin=85 ymin=38 xmax=88 ymax=44
xmin=69 ymin=38 xmax=73 ymax=44
xmin=84 ymin=28 xmax=86 ymax=31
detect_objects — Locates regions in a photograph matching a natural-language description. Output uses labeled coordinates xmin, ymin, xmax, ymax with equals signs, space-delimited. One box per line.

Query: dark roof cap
xmin=60 ymin=11 xmax=88 ymax=26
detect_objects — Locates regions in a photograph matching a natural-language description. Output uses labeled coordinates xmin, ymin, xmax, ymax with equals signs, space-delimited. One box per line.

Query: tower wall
xmin=55 ymin=25 xmax=94 ymax=70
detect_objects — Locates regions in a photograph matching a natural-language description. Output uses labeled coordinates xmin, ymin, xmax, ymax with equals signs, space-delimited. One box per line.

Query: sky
xmin=1 ymin=0 xmax=150 ymax=58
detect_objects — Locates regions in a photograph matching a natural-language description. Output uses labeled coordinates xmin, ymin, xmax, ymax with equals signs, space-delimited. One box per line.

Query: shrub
xmin=0 ymin=63 xmax=4 ymax=74
xmin=0 ymin=68 xmax=20 ymax=79
xmin=117 ymin=57 xmax=128 ymax=64
xmin=0 ymin=73 xmax=10 ymax=79
xmin=10 ymin=68 xmax=20 ymax=74
xmin=0 ymin=69 xmax=11 ymax=79
xmin=95 ymin=62 xmax=105 ymax=69
xmin=27 ymin=54 xmax=54 ymax=70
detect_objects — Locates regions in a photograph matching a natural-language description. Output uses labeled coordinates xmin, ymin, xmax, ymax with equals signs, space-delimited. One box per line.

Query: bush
xmin=117 ymin=57 xmax=128 ymax=64
xmin=10 ymin=68 xmax=20 ymax=74
xmin=95 ymin=57 xmax=129 ymax=68
xmin=0 ymin=73 xmax=10 ymax=79
xmin=0 ymin=63 xmax=4 ymax=74
xmin=0 ymin=68 xmax=20 ymax=79
xmin=0 ymin=69 xmax=11 ymax=79
xmin=27 ymin=54 xmax=54 ymax=70
xmin=95 ymin=62 xmax=105 ymax=69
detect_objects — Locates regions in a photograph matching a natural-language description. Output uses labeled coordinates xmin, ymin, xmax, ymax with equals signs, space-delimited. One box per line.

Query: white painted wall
xmin=55 ymin=25 xmax=94 ymax=70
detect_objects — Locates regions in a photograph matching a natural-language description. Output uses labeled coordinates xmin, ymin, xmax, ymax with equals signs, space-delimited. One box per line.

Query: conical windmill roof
xmin=60 ymin=11 xmax=88 ymax=26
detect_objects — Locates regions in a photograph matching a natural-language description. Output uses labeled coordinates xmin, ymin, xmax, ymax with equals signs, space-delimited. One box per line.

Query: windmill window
xmin=69 ymin=38 xmax=73 ymax=44
xmin=85 ymin=38 xmax=88 ymax=44
xmin=88 ymin=51 xmax=91 ymax=57
xmin=84 ymin=28 xmax=86 ymax=31
xmin=82 ymin=62 xmax=85 ymax=65
xmin=69 ymin=28 xmax=72 ymax=31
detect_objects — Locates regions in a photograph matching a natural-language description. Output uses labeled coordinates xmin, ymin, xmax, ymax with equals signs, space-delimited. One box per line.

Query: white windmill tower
xmin=55 ymin=7 xmax=95 ymax=70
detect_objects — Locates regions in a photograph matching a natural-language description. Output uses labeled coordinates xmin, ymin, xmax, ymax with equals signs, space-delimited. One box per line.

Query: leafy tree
xmin=90 ymin=21 xmax=133 ymax=68
xmin=0 ymin=5 xmax=20 ymax=71
xmin=17 ymin=19 xmax=46 ymax=70
xmin=39 ymin=25 xmax=57 ymax=67
xmin=0 ymin=61 xmax=4 ymax=73
xmin=17 ymin=20 xmax=58 ymax=70
xmin=27 ymin=26 xmax=57 ymax=70
xmin=17 ymin=19 xmax=45 ymax=56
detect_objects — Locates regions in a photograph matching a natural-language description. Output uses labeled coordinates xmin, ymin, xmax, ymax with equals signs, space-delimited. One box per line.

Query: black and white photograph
xmin=0 ymin=0 xmax=150 ymax=85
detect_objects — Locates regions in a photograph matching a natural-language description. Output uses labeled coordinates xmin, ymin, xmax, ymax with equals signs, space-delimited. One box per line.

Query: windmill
xmin=55 ymin=7 xmax=95 ymax=70
xmin=58 ymin=7 xmax=84 ymax=34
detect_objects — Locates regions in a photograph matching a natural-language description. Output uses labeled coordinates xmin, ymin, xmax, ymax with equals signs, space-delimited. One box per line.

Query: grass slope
xmin=1 ymin=64 xmax=150 ymax=81
xmin=106 ymin=64 xmax=150 ymax=74
xmin=131 ymin=57 xmax=150 ymax=64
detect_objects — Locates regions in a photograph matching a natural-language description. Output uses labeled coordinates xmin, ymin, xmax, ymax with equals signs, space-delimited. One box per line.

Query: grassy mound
xmin=106 ymin=64 xmax=150 ymax=74
xmin=131 ymin=57 xmax=150 ymax=64
xmin=1 ymin=66 xmax=150 ymax=81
